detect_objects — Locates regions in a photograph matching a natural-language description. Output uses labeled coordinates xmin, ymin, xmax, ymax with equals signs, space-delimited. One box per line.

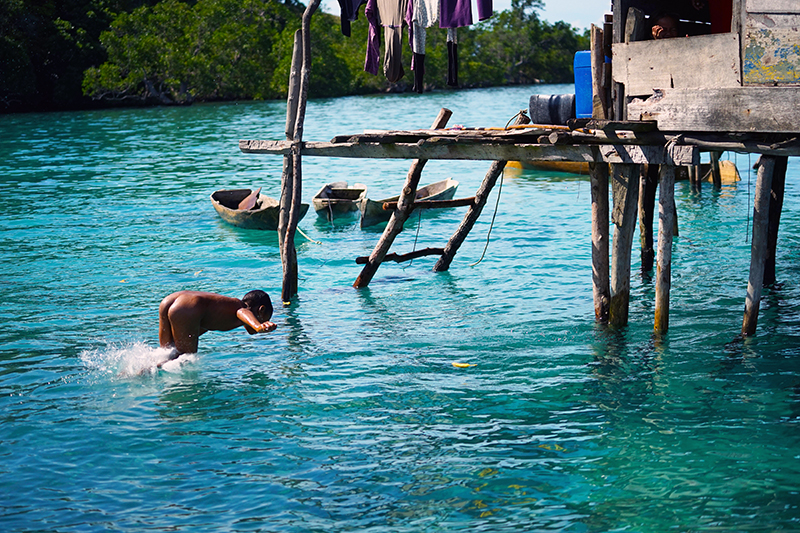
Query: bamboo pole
xmin=638 ymin=164 xmax=658 ymax=272
xmin=654 ymin=164 xmax=675 ymax=334
xmin=609 ymin=164 xmax=640 ymax=327
xmin=590 ymin=162 xmax=610 ymax=322
xmin=280 ymin=0 xmax=320 ymax=303
xmin=764 ymin=156 xmax=788 ymax=286
xmin=742 ymin=156 xmax=776 ymax=337
xmin=353 ymin=108 xmax=453 ymax=288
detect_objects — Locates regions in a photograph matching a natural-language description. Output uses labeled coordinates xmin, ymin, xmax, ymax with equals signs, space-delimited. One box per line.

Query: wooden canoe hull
xmin=211 ymin=189 xmax=308 ymax=231
xmin=360 ymin=178 xmax=459 ymax=228
xmin=312 ymin=181 xmax=368 ymax=219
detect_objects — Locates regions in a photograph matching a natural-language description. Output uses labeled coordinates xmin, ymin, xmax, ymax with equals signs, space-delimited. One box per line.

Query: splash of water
xmin=79 ymin=341 xmax=196 ymax=377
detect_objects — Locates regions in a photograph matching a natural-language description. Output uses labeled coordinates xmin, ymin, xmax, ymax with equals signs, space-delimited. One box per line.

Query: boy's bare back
xmin=159 ymin=290 xmax=275 ymax=356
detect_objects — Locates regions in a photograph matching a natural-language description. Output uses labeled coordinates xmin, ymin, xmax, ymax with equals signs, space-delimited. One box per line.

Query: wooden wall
xmin=742 ymin=0 xmax=800 ymax=84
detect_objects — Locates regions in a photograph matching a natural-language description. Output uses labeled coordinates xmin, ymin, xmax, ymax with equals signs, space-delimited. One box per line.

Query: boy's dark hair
xmin=242 ymin=290 xmax=273 ymax=315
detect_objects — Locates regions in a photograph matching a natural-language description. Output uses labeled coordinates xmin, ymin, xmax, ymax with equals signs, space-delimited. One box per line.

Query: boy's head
xmin=243 ymin=290 xmax=273 ymax=322
xmin=651 ymin=12 xmax=679 ymax=39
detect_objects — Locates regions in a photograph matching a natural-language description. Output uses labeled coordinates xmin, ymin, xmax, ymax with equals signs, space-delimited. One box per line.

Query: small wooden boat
xmin=210 ymin=188 xmax=308 ymax=230
xmin=312 ymin=181 xmax=368 ymax=220
xmin=360 ymin=178 xmax=459 ymax=228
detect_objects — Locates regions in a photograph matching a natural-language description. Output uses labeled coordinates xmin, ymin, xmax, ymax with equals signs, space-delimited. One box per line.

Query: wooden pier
xmin=241 ymin=0 xmax=799 ymax=338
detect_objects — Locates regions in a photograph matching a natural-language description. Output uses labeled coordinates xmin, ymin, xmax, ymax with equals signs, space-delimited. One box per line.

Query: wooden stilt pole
xmin=280 ymin=0 xmax=320 ymax=303
xmin=638 ymin=164 xmax=658 ymax=272
xmin=609 ymin=164 xmax=640 ymax=327
xmin=278 ymin=30 xmax=302 ymax=254
xmin=590 ymin=162 xmax=610 ymax=322
xmin=671 ymin=195 xmax=679 ymax=237
xmin=654 ymin=164 xmax=675 ymax=334
xmin=431 ymin=113 xmax=531 ymax=273
xmin=764 ymin=156 xmax=787 ymax=286
xmin=710 ymin=151 xmax=722 ymax=188
xmin=742 ymin=156 xmax=775 ymax=336
xmin=353 ymin=108 xmax=452 ymax=288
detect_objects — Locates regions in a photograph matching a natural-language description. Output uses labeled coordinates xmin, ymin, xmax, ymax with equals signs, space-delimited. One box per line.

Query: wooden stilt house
xmin=241 ymin=0 xmax=799 ymax=337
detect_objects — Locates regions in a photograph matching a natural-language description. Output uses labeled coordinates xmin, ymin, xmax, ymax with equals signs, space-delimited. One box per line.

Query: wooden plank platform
xmin=240 ymin=139 xmax=699 ymax=166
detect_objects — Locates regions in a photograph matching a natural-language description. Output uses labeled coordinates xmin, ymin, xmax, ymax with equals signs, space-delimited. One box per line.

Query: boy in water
xmin=158 ymin=290 xmax=276 ymax=357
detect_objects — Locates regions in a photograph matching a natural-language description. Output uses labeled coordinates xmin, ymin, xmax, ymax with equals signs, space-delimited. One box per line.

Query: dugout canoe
xmin=360 ymin=178 xmax=459 ymax=228
xmin=211 ymin=188 xmax=309 ymax=230
xmin=312 ymin=181 xmax=368 ymax=220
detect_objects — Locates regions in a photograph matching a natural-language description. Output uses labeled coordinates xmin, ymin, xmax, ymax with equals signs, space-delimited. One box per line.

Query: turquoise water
xmin=1 ymin=84 xmax=799 ymax=532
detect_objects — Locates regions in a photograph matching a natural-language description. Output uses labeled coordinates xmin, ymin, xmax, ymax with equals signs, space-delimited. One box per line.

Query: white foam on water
xmin=79 ymin=341 xmax=197 ymax=378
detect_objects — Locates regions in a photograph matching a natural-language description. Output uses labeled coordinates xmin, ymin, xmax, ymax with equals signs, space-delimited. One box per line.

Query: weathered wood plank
xmin=612 ymin=33 xmax=741 ymax=96
xmin=746 ymin=0 xmax=798 ymax=14
xmin=627 ymin=87 xmax=800 ymax=133
xmin=744 ymin=14 xmax=800 ymax=85
xmin=240 ymin=139 xmax=698 ymax=165
xmin=591 ymin=24 xmax=608 ymax=119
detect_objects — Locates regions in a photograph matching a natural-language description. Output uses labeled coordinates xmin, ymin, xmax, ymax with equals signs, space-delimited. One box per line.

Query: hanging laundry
xmin=477 ymin=0 xmax=493 ymax=21
xmin=407 ymin=0 xmax=439 ymax=92
xmin=439 ymin=0 xmax=471 ymax=29
xmin=337 ymin=0 xmax=368 ymax=36
xmin=364 ymin=0 xmax=409 ymax=83
xmin=446 ymin=28 xmax=458 ymax=87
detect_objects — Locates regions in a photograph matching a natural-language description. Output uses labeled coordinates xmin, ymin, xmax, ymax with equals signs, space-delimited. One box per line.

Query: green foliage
xmin=2 ymin=0 xmax=591 ymax=112
xmin=83 ymin=0 xmax=299 ymax=103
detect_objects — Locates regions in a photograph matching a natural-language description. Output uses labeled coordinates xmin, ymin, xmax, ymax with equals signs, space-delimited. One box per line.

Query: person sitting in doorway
xmin=158 ymin=290 xmax=276 ymax=358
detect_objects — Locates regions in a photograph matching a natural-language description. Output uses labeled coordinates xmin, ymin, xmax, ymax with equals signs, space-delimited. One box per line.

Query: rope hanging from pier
xmin=469 ymin=172 xmax=504 ymax=267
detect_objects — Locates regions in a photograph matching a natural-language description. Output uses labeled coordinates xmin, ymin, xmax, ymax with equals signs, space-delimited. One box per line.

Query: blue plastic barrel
xmin=574 ymin=51 xmax=592 ymax=119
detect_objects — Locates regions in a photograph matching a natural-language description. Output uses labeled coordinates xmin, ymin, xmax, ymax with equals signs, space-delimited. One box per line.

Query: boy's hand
xmin=257 ymin=321 xmax=277 ymax=333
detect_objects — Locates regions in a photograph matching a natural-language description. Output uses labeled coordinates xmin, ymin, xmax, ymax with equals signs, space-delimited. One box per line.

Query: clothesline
xmin=337 ymin=0 xmax=495 ymax=90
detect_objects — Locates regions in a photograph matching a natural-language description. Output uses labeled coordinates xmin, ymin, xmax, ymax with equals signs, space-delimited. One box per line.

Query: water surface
xmin=1 ymin=84 xmax=799 ymax=532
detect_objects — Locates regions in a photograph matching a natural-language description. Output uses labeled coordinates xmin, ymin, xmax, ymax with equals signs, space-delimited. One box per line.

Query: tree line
xmin=1 ymin=0 xmax=589 ymax=113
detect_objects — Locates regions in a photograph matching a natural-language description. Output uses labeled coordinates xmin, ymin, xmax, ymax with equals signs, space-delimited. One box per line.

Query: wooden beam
xmin=241 ymin=139 xmax=698 ymax=165
xmin=654 ymin=165 xmax=676 ymax=335
xmin=381 ymin=197 xmax=476 ymax=211
xmin=355 ymin=248 xmax=444 ymax=265
xmin=353 ymin=109 xmax=453 ymax=288
xmin=742 ymin=156 xmax=776 ymax=337
xmin=628 ymin=87 xmax=800 ymax=133
xmin=590 ymin=162 xmax=610 ymax=322
xmin=609 ymin=164 xmax=640 ymax=327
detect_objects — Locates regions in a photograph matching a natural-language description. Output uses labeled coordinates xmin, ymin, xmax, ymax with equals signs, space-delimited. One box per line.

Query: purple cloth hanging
xmin=364 ymin=0 xmax=380 ymax=75
xmin=439 ymin=0 xmax=471 ymax=28
xmin=477 ymin=0 xmax=493 ymax=21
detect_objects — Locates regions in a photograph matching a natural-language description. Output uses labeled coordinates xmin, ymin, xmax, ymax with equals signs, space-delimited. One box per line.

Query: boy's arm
xmin=236 ymin=308 xmax=276 ymax=333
